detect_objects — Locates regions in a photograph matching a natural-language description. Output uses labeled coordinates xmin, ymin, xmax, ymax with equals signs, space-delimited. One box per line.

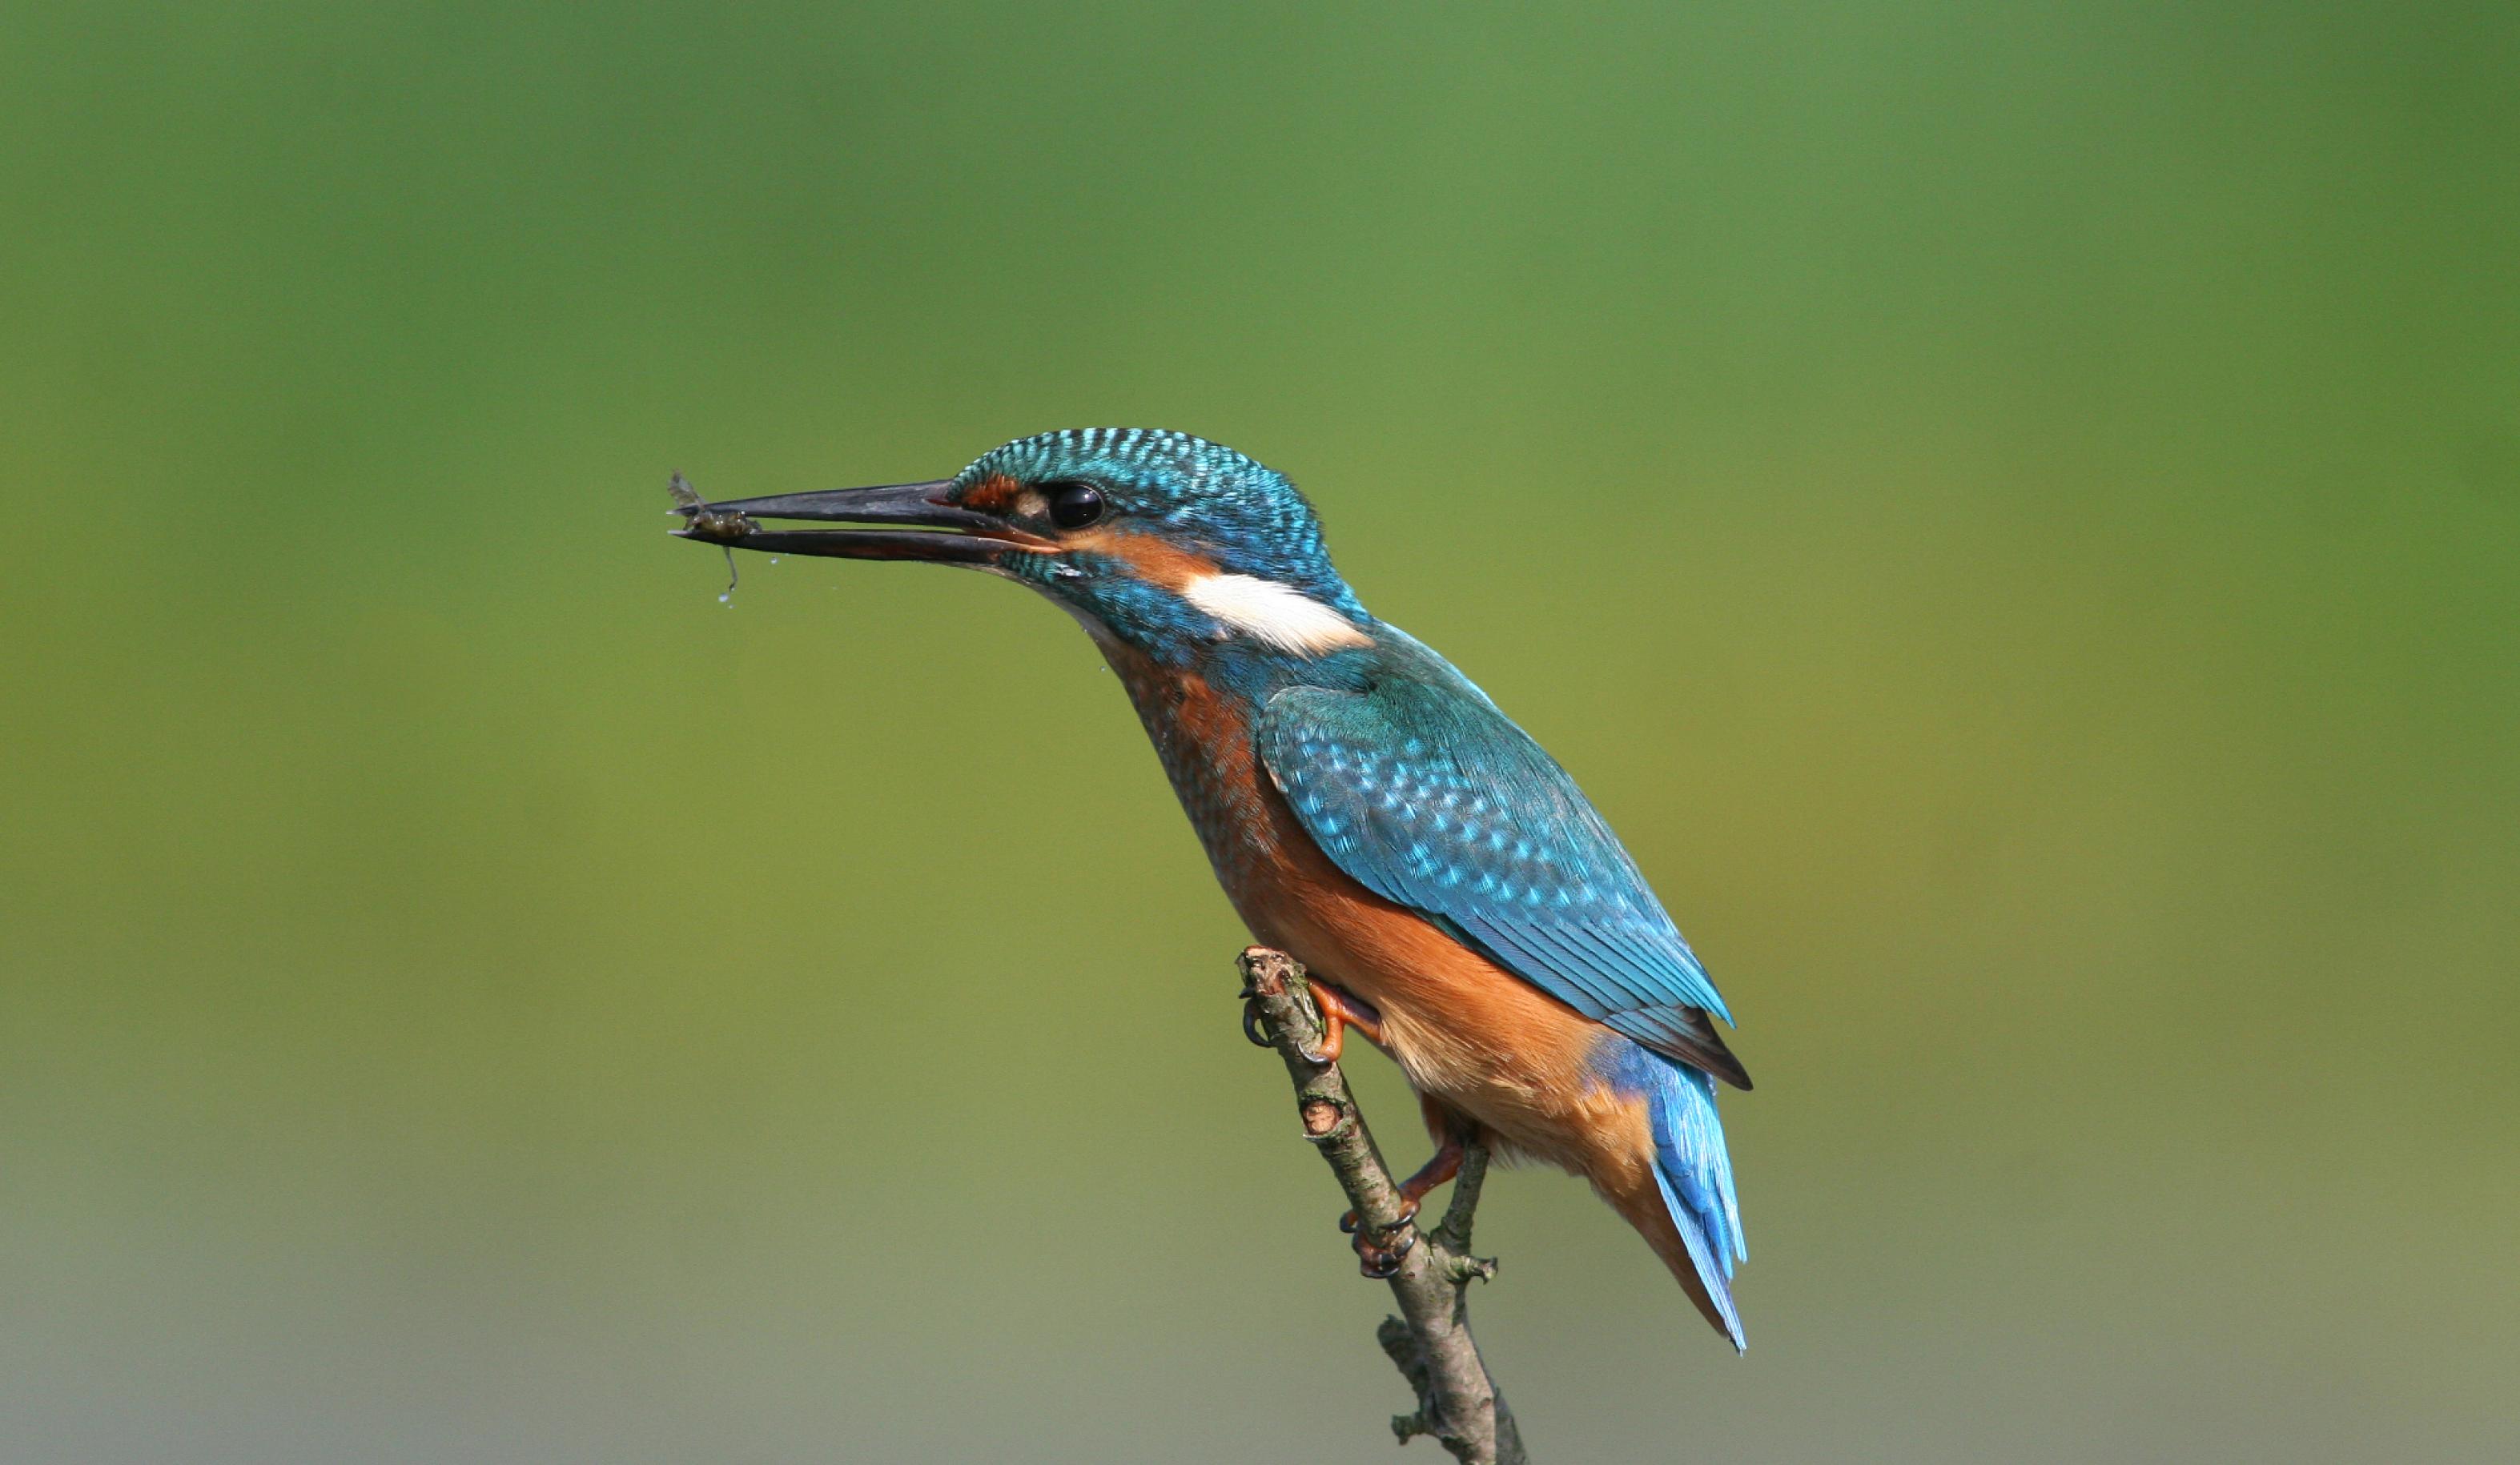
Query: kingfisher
xmin=674 ymin=429 xmax=1750 ymax=1349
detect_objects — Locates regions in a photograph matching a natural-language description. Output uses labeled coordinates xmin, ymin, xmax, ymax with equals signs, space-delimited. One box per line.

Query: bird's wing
xmin=1256 ymin=669 xmax=1748 ymax=1089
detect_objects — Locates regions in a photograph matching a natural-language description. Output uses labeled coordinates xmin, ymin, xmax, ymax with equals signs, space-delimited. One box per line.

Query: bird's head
xmin=677 ymin=428 xmax=1373 ymax=664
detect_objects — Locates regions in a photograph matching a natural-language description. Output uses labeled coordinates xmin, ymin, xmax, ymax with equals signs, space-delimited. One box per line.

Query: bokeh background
xmin=5 ymin=3 xmax=2515 ymax=1460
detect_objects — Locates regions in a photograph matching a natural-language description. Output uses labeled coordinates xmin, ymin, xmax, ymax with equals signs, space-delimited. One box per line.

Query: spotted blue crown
xmin=955 ymin=429 xmax=1364 ymax=616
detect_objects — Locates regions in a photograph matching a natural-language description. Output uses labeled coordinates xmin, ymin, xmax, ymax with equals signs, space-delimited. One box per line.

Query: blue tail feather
xmin=1614 ymin=1042 xmax=1748 ymax=1351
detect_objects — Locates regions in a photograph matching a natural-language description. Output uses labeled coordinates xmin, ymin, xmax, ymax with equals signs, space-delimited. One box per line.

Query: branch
xmin=1237 ymin=947 xmax=1529 ymax=1464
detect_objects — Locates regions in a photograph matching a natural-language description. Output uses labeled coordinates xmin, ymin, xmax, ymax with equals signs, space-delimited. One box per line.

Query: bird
xmin=674 ymin=429 xmax=1750 ymax=1349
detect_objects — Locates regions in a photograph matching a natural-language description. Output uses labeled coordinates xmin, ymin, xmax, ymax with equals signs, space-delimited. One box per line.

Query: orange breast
xmin=1095 ymin=638 xmax=1655 ymax=1183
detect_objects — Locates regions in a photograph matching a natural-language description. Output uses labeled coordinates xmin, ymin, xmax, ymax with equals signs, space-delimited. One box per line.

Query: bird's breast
xmin=1091 ymin=636 xmax=1619 ymax=1166
xmin=1092 ymin=636 xmax=1287 ymax=898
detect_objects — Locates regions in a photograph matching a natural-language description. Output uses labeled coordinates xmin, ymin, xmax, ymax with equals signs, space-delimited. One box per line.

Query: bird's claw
xmin=1338 ymin=1198 xmax=1420 ymax=1234
xmin=1241 ymin=992 xmax=1336 ymax=1065
xmin=1352 ymin=1217 xmax=1417 ymax=1278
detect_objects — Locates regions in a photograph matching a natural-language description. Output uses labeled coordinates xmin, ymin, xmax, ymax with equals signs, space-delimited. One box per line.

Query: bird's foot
xmin=1349 ymin=1214 xmax=1418 ymax=1278
xmin=1236 ymin=962 xmax=1383 ymax=1067
xmin=1291 ymin=979 xmax=1385 ymax=1066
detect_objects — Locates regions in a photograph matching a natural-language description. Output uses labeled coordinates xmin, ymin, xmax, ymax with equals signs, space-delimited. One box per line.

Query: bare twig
xmin=1237 ymin=947 xmax=1528 ymax=1464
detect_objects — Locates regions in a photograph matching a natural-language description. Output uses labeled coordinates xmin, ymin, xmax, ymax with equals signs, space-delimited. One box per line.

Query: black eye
xmin=1047 ymin=482 xmax=1105 ymax=529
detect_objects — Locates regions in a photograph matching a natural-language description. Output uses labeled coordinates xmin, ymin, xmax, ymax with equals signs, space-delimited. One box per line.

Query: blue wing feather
xmin=1256 ymin=629 xmax=1747 ymax=1087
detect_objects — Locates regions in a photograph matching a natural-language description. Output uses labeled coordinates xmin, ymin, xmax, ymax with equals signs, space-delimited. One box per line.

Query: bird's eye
xmin=1047 ymin=482 xmax=1106 ymax=529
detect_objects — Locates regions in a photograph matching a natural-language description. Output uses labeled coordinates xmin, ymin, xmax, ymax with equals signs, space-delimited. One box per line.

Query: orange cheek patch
xmin=1065 ymin=527 xmax=1220 ymax=589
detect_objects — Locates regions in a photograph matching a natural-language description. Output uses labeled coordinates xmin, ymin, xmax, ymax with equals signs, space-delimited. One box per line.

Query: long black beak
xmin=669 ymin=476 xmax=1054 ymax=564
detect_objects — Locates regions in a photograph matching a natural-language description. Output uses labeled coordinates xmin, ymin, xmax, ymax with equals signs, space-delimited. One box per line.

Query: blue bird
xmin=676 ymin=430 xmax=1750 ymax=1348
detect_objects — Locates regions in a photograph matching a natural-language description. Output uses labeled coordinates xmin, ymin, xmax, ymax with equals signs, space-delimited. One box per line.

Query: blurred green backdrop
xmin=4 ymin=2 xmax=2515 ymax=1460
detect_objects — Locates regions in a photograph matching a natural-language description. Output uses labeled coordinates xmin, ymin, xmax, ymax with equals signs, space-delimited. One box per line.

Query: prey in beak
xmin=669 ymin=473 xmax=1056 ymax=566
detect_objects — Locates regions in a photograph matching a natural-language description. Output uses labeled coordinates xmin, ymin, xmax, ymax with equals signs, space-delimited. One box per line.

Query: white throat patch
xmin=1180 ymin=572 xmax=1372 ymax=656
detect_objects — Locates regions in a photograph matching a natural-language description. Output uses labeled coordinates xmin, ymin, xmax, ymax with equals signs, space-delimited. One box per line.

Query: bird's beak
xmin=670 ymin=477 xmax=1058 ymax=564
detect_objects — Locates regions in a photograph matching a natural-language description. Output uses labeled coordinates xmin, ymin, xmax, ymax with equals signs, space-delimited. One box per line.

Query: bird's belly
xmin=1248 ymin=880 xmax=1646 ymax=1176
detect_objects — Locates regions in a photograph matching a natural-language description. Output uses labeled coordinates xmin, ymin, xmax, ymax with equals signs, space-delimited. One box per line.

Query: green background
xmin=5 ymin=3 xmax=2514 ymax=1460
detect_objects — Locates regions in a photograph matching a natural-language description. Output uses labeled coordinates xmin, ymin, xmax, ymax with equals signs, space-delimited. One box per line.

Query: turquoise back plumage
xmin=1256 ymin=627 xmax=1748 ymax=1090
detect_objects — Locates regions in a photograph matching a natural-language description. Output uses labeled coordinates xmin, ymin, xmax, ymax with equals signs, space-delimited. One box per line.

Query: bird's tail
xmin=1605 ymin=1047 xmax=1748 ymax=1351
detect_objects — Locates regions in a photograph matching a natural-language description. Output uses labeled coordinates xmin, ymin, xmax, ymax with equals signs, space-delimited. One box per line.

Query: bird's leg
xmin=1342 ymin=1139 xmax=1465 ymax=1237
xmin=1398 ymin=1134 xmax=1468 ymax=1207
xmin=1341 ymin=1095 xmax=1470 ymax=1234
xmin=1293 ymin=978 xmax=1384 ymax=1066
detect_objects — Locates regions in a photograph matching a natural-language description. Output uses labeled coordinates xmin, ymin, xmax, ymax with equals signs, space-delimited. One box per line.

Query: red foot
xmin=1298 ymin=980 xmax=1385 ymax=1066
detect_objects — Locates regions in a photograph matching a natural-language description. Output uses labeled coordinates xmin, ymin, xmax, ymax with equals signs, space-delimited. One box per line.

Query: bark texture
xmin=1237 ymin=946 xmax=1529 ymax=1464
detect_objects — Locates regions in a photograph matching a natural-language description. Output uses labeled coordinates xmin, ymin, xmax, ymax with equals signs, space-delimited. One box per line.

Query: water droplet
xmin=718 ymin=592 xmax=731 ymax=604
xmin=769 ymin=557 xmax=782 ymax=566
